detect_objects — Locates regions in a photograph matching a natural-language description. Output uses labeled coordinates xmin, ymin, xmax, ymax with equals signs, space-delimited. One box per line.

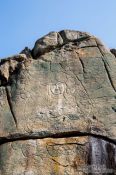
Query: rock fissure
xmin=51 ymin=158 xmax=69 ymax=167
xmin=101 ymin=57 xmax=116 ymax=92
xmin=0 ymin=131 xmax=116 ymax=145
xmin=46 ymin=142 xmax=87 ymax=146
xmin=72 ymin=70 xmax=94 ymax=108
xmin=5 ymin=86 xmax=18 ymax=127
xmin=78 ymin=56 xmax=86 ymax=74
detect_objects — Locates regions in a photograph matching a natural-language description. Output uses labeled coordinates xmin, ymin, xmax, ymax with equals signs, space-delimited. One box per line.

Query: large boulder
xmin=0 ymin=30 xmax=116 ymax=175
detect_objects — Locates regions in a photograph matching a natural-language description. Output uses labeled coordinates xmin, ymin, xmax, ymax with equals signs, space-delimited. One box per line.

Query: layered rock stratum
xmin=0 ymin=30 xmax=116 ymax=175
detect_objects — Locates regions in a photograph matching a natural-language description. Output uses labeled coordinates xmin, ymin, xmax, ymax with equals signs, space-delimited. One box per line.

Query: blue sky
xmin=0 ymin=0 xmax=116 ymax=58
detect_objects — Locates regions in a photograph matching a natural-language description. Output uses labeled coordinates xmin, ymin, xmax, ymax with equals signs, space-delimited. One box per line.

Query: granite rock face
xmin=0 ymin=30 xmax=116 ymax=174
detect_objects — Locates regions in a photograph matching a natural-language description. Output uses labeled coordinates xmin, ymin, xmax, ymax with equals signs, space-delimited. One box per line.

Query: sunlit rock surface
xmin=0 ymin=30 xmax=116 ymax=174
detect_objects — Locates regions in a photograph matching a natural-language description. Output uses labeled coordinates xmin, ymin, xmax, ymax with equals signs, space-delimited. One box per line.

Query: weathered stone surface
xmin=0 ymin=137 xmax=116 ymax=175
xmin=0 ymin=30 xmax=116 ymax=174
xmin=33 ymin=32 xmax=63 ymax=57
